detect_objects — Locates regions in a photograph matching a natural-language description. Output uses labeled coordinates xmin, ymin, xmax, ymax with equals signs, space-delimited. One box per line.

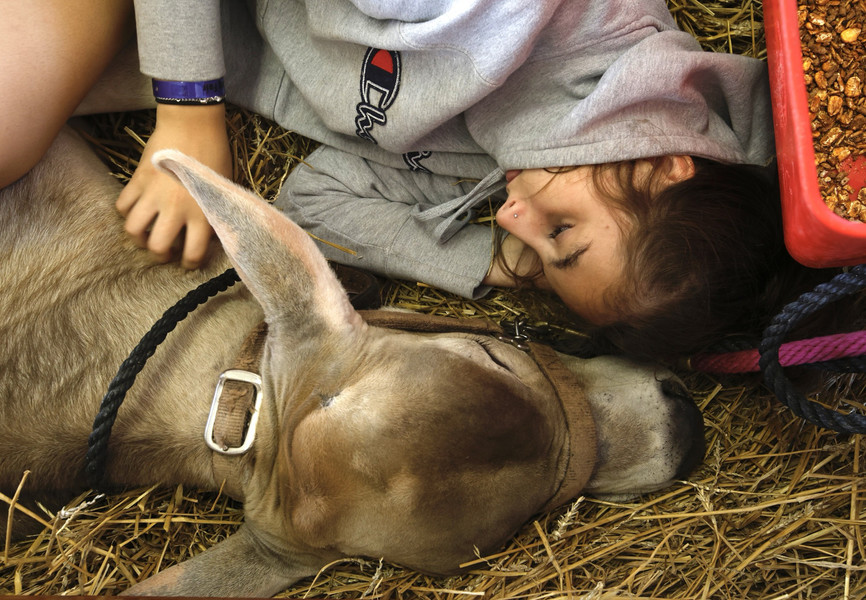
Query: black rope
xmin=759 ymin=264 xmax=866 ymax=434
xmin=84 ymin=268 xmax=240 ymax=489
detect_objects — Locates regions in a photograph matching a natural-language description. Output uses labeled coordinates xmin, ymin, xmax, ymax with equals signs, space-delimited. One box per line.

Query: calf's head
xmin=130 ymin=150 xmax=703 ymax=596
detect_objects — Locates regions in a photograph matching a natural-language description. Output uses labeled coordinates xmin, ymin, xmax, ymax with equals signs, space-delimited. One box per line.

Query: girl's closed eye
xmin=549 ymin=224 xmax=572 ymax=239
xmin=550 ymin=244 xmax=589 ymax=270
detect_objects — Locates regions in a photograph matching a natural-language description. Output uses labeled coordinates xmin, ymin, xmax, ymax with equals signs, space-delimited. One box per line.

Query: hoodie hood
xmin=466 ymin=6 xmax=774 ymax=169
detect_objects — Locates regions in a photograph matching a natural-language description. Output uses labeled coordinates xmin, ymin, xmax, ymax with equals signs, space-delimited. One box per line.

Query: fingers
xmin=180 ymin=217 xmax=215 ymax=270
xmin=116 ymin=167 xmax=214 ymax=267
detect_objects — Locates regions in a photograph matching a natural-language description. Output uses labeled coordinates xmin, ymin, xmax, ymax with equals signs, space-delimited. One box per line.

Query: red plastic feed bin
xmin=764 ymin=0 xmax=866 ymax=268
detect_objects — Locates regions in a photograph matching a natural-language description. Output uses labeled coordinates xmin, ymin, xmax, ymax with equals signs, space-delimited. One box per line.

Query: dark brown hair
xmin=498 ymin=158 xmax=836 ymax=360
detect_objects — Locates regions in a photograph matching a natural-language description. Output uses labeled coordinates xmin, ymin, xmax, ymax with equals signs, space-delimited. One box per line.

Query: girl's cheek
xmin=496 ymin=222 xmax=539 ymax=257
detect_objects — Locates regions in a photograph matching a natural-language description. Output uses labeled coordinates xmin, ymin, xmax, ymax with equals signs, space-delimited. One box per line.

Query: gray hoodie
xmin=134 ymin=0 xmax=775 ymax=297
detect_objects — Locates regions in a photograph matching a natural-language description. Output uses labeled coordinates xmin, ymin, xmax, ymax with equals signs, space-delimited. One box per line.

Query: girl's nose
xmin=497 ymin=197 xmax=522 ymax=221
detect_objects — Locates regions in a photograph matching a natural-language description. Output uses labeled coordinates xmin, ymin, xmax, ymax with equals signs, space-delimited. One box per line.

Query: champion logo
xmin=355 ymin=47 xmax=431 ymax=173
xmin=403 ymin=151 xmax=432 ymax=173
xmin=355 ymin=48 xmax=401 ymax=144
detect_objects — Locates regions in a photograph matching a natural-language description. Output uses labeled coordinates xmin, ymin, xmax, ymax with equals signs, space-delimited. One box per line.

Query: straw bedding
xmin=2 ymin=1 xmax=864 ymax=597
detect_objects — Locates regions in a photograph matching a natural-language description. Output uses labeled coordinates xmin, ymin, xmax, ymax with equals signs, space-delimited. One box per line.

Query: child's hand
xmin=116 ymin=103 xmax=231 ymax=269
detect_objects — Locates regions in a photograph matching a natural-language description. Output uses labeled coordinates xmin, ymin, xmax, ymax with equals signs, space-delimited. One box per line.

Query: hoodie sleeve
xmin=273 ymin=145 xmax=496 ymax=299
xmin=133 ymin=0 xmax=225 ymax=81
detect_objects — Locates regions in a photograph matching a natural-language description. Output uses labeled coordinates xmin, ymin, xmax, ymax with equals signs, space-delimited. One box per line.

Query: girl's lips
xmin=505 ymin=169 xmax=522 ymax=183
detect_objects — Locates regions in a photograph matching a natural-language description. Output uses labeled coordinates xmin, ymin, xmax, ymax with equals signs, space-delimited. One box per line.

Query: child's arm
xmin=124 ymin=0 xmax=228 ymax=268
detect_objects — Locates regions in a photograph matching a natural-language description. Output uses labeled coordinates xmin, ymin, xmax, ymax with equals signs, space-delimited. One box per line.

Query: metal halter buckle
xmin=204 ymin=369 xmax=263 ymax=455
xmin=496 ymin=318 xmax=539 ymax=351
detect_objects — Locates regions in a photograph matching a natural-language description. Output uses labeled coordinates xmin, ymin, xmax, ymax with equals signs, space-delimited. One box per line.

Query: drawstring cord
xmin=412 ymin=168 xmax=506 ymax=242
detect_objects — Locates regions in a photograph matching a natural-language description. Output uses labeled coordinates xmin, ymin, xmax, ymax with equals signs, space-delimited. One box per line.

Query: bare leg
xmin=0 ymin=0 xmax=134 ymax=188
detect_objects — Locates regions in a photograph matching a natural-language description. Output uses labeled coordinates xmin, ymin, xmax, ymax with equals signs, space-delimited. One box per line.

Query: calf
xmin=0 ymin=125 xmax=704 ymax=596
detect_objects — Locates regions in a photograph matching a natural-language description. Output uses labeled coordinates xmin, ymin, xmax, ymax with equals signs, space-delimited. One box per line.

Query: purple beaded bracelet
xmin=152 ymin=78 xmax=225 ymax=105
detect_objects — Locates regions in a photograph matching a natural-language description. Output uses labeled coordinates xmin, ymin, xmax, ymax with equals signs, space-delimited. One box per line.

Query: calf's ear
xmin=152 ymin=149 xmax=363 ymax=333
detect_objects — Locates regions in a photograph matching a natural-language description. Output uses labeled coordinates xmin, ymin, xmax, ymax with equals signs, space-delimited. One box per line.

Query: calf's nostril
xmin=660 ymin=377 xmax=693 ymax=404
xmin=673 ymin=404 xmax=706 ymax=480
xmin=660 ymin=377 xmax=706 ymax=480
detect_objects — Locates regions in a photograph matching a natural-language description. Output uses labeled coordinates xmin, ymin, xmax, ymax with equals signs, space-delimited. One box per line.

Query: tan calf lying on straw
xmin=0 ymin=126 xmax=704 ymax=596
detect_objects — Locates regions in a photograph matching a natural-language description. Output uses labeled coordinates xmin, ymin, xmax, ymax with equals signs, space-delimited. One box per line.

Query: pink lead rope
xmin=691 ymin=330 xmax=866 ymax=373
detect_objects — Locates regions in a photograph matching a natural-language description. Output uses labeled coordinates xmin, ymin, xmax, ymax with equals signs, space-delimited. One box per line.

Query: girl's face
xmin=495 ymin=167 xmax=627 ymax=323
